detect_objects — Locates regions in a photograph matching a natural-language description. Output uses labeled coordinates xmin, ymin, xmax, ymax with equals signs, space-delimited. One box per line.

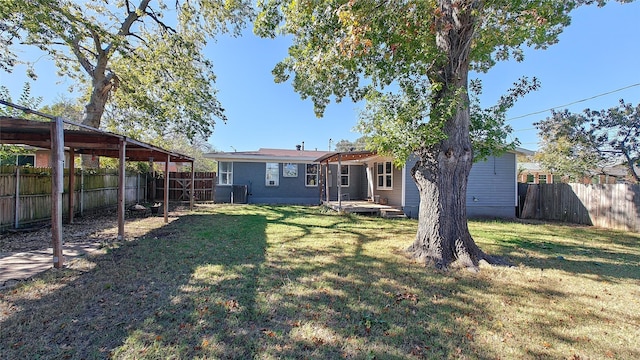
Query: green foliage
xmin=0 ymin=82 xmax=44 ymax=162
xmin=255 ymin=0 xmax=626 ymax=162
xmin=469 ymin=77 xmax=540 ymax=161
xmin=0 ymin=82 xmax=43 ymax=118
xmin=1 ymin=0 xmax=254 ymax=139
xmin=333 ymin=137 xmax=368 ymax=152
xmin=535 ymin=100 xmax=640 ymax=182
xmin=38 ymin=96 xmax=84 ymax=123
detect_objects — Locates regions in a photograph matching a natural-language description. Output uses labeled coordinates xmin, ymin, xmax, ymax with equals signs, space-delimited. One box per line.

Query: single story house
xmin=205 ymin=147 xmax=519 ymax=219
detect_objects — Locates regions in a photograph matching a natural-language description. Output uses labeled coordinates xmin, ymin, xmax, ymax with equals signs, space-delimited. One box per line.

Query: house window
xmin=283 ymin=163 xmax=298 ymax=177
xmin=0 ymin=154 xmax=35 ymax=166
xmin=526 ymin=174 xmax=535 ymax=183
xmin=266 ymin=163 xmax=279 ymax=186
xmin=538 ymin=174 xmax=547 ymax=184
xmin=218 ymin=162 xmax=233 ymax=185
xmin=340 ymin=165 xmax=349 ymax=187
xmin=377 ymin=161 xmax=393 ymax=190
xmin=306 ymin=164 xmax=318 ymax=186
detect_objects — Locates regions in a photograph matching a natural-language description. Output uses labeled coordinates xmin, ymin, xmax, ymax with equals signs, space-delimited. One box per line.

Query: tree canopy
xmin=255 ymin=0 xmax=632 ymax=270
xmin=535 ymin=100 xmax=640 ymax=182
xmin=255 ymin=0 xmax=615 ymax=162
xmin=0 ymin=0 xmax=253 ymax=140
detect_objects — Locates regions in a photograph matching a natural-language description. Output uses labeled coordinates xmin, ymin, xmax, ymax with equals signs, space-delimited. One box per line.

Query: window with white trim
xmin=266 ymin=163 xmax=279 ymax=186
xmin=218 ymin=162 xmax=233 ymax=185
xmin=306 ymin=164 xmax=318 ymax=186
xmin=538 ymin=174 xmax=547 ymax=184
xmin=377 ymin=161 xmax=393 ymax=190
xmin=340 ymin=165 xmax=349 ymax=187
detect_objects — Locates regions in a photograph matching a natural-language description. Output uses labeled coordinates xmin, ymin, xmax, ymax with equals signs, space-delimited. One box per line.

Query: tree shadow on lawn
xmin=472 ymin=220 xmax=640 ymax=281
xmin=2 ymin=205 xmax=638 ymax=359
xmin=0 ymin=211 xmax=268 ymax=359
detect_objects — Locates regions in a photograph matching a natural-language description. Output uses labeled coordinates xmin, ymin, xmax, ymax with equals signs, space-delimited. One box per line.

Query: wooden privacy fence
xmin=0 ymin=166 xmax=146 ymax=231
xmin=151 ymin=171 xmax=216 ymax=202
xmin=520 ymin=183 xmax=640 ymax=232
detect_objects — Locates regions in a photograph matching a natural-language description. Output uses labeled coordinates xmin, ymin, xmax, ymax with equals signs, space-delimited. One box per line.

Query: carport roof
xmin=0 ymin=116 xmax=194 ymax=163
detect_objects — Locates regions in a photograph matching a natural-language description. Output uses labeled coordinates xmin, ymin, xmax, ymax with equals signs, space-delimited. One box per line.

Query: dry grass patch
xmin=1 ymin=204 xmax=638 ymax=359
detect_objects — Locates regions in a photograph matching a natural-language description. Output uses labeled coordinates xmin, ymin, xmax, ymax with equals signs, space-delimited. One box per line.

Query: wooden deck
xmin=323 ymin=201 xmax=406 ymax=218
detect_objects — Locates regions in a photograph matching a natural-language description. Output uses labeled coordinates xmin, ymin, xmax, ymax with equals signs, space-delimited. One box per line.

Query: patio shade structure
xmin=0 ymin=100 xmax=195 ymax=268
xmin=315 ymin=150 xmax=377 ymax=211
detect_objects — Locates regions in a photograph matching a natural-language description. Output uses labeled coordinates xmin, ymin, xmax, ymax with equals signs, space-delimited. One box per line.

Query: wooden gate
xmin=151 ymin=171 xmax=216 ymax=202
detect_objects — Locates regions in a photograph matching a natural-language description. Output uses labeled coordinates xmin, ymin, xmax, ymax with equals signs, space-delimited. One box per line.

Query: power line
xmin=507 ymin=82 xmax=640 ymax=122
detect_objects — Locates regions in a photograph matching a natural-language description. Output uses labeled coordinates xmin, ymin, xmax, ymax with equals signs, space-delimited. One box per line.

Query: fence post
xmin=14 ymin=166 xmax=20 ymax=229
xmin=80 ymin=168 xmax=84 ymax=216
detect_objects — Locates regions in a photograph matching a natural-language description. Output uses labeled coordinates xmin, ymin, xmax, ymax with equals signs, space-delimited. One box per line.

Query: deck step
xmin=380 ymin=208 xmax=407 ymax=219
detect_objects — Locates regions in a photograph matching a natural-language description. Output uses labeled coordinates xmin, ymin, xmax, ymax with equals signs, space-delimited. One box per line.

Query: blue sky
xmin=2 ymin=1 xmax=639 ymax=153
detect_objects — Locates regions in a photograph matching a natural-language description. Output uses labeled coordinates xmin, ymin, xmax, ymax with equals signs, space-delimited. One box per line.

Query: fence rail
xmin=519 ymin=183 xmax=640 ymax=232
xmin=1 ymin=167 xmax=217 ymax=231
xmin=0 ymin=166 xmax=146 ymax=231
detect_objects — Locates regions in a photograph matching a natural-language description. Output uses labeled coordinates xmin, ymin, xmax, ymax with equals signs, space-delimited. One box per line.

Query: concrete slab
xmin=0 ymin=243 xmax=102 ymax=288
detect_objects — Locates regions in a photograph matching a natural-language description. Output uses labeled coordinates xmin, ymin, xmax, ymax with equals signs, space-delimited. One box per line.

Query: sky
xmin=1 ymin=1 xmax=639 ymax=153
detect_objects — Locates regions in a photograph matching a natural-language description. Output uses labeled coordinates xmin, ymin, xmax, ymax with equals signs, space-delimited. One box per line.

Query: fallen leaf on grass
xmin=395 ymin=292 xmax=419 ymax=304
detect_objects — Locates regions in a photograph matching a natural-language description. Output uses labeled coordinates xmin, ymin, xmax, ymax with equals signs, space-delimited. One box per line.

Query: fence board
xmin=520 ymin=183 xmax=640 ymax=232
xmin=153 ymin=172 xmax=216 ymax=202
xmin=0 ymin=169 xmax=147 ymax=231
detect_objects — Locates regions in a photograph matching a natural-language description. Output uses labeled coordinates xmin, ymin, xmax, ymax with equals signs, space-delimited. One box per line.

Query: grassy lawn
xmin=1 ymin=204 xmax=639 ymax=359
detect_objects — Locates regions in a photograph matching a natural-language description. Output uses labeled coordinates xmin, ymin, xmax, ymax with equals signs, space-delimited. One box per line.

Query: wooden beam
xmin=51 ymin=117 xmax=64 ymax=268
xmin=67 ymin=148 xmax=75 ymax=224
xmin=190 ymin=161 xmax=195 ymax=210
xmin=117 ymin=139 xmax=126 ymax=241
xmin=164 ymin=156 xmax=170 ymax=223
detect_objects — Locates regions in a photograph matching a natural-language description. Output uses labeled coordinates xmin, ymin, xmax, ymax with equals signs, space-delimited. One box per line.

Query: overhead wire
xmin=506 ymin=82 xmax=640 ymax=122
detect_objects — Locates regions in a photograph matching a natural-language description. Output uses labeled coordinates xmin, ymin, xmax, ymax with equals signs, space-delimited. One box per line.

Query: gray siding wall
xmin=326 ymin=164 xmax=367 ymax=201
xmin=466 ymin=153 xmax=516 ymax=218
xmin=403 ymin=155 xmax=420 ymax=219
xmin=403 ymin=153 xmax=516 ymax=219
xmin=214 ymin=162 xmax=322 ymax=205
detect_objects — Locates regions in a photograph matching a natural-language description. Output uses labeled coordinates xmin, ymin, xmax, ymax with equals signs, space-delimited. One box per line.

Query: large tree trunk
xmin=80 ymin=65 xmax=113 ymax=168
xmin=407 ymin=108 xmax=501 ymax=270
xmin=406 ymin=0 xmax=507 ymax=270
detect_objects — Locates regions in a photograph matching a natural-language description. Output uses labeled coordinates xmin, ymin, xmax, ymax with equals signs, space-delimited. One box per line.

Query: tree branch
xmin=70 ymin=35 xmax=95 ymax=76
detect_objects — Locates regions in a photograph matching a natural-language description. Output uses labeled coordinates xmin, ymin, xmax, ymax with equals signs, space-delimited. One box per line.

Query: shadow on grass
xmin=472 ymin=219 xmax=640 ymax=281
xmin=0 ymin=211 xmax=268 ymax=359
xmin=1 ymin=205 xmax=638 ymax=359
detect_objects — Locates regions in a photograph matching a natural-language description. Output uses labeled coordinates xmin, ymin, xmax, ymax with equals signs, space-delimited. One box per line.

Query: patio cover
xmin=1 ymin=100 xmax=195 ymax=268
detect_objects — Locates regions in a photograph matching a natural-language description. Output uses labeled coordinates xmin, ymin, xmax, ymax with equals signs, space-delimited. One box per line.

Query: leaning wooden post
xmin=164 ymin=155 xmax=170 ymax=223
xmin=190 ymin=160 xmax=195 ymax=210
xmin=117 ymin=139 xmax=126 ymax=241
xmin=67 ymin=148 xmax=75 ymax=224
xmin=51 ymin=117 xmax=64 ymax=268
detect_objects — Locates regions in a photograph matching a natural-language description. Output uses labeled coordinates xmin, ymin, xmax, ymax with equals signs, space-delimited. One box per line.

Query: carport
xmin=0 ymin=100 xmax=195 ymax=268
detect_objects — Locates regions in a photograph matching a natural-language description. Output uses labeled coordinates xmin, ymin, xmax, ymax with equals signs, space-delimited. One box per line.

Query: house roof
xmin=205 ymin=148 xmax=331 ymax=162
